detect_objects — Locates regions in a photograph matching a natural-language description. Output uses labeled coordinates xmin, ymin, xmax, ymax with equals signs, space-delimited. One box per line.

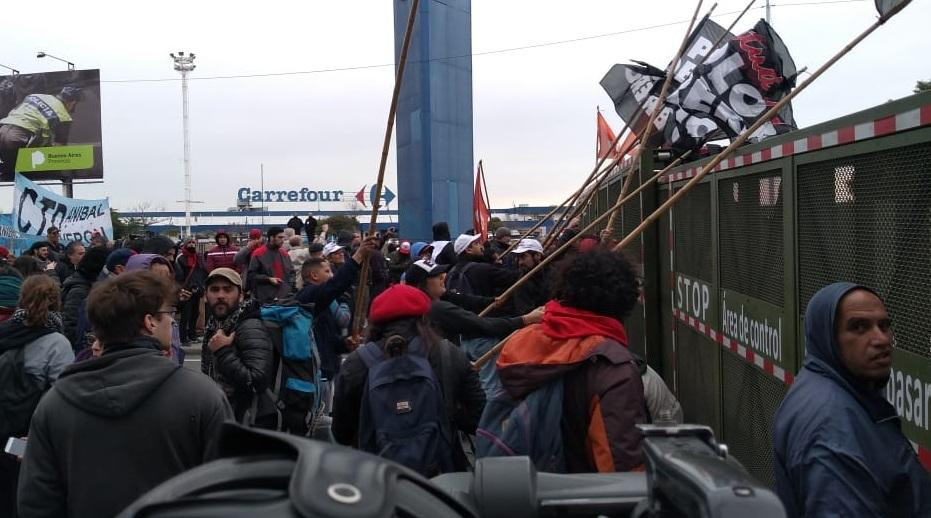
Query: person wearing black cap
xmin=404 ymin=259 xmax=542 ymax=346
xmin=45 ymin=227 xmax=64 ymax=259
xmin=101 ymin=248 xmax=136 ymax=279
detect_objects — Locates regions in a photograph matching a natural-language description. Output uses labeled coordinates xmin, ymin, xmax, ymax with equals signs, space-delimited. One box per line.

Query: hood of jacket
xmin=496 ymin=320 xmax=632 ymax=399
xmin=802 ymin=282 xmax=895 ymax=421
xmin=53 ymin=335 xmax=180 ymax=418
xmin=215 ymin=231 xmax=230 ymax=245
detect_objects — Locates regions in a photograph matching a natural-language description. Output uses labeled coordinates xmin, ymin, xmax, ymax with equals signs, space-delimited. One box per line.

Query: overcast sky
xmin=0 ymin=0 xmax=927 ymax=214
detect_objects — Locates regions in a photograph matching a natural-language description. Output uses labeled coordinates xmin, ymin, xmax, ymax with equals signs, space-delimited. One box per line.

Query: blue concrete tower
xmin=393 ymin=0 xmax=474 ymax=242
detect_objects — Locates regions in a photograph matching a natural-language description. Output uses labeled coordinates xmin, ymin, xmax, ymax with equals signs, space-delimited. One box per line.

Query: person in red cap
xmin=387 ymin=240 xmax=412 ymax=284
xmin=331 ymin=283 xmax=485 ymax=475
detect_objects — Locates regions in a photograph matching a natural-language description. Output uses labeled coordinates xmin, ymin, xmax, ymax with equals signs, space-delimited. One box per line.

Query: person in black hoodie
xmin=17 ymin=270 xmax=232 ymax=518
xmin=60 ymin=246 xmax=108 ymax=350
xmin=431 ymin=222 xmax=459 ymax=266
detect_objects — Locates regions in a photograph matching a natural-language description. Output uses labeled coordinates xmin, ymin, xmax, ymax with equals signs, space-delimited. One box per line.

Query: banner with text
xmin=12 ymin=173 xmax=112 ymax=244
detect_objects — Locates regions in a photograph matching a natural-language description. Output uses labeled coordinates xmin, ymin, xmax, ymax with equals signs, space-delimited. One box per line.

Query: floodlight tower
xmin=171 ymin=51 xmax=196 ymax=238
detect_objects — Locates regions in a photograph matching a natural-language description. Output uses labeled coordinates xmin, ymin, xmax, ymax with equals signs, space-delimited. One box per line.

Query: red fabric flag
xmin=596 ymin=111 xmax=618 ymax=160
xmin=473 ymin=162 xmax=490 ymax=242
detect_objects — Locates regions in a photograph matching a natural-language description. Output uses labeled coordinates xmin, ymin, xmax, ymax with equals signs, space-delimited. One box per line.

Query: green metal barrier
xmin=585 ymin=91 xmax=931 ymax=486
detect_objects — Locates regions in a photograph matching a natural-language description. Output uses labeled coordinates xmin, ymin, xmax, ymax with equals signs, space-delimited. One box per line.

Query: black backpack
xmin=0 ymin=343 xmax=46 ymax=441
xmin=445 ymin=263 xmax=477 ymax=296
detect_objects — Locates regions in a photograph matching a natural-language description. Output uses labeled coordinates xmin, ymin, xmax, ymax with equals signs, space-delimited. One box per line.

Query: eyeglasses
xmin=152 ymin=310 xmax=175 ymax=320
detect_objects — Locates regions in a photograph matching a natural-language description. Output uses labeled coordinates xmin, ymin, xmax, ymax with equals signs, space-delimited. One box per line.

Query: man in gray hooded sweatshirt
xmin=17 ymin=271 xmax=232 ymax=518
xmin=773 ymin=283 xmax=931 ymax=517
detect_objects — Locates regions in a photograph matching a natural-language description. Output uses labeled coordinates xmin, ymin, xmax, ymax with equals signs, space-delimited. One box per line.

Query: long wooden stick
xmin=612 ymin=11 xmax=907 ymax=254
xmin=603 ymin=0 xmax=709 ymax=234
xmin=576 ymin=0 xmax=752 ymax=237
xmin=472 ymin=146 xmax=697 ymax=369
xmin=352 ymin=0 xmax=421 ymax=335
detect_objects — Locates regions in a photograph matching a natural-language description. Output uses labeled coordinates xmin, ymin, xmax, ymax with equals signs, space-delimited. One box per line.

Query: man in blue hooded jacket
xmin=773 ymin=282 xmax=931 ymax=517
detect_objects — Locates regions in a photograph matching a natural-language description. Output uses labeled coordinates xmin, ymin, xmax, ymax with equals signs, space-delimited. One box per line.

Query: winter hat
xmin=249 ymin=229 xmax=262 ymax=240
xmin=106 ymin=248 xmax=136 ymax=271
xmin=410 ymin=242 xmax=430 ymax=259
xmin=368 ymin=284 xmax=432 ymax=325
xmin=453 ymin=234 xmax=482 ymax=255
xmin=78 ymin=246 xmax=110 ymax=278
xmin=399 ymin=241 xmax=411 ymax=255
xmin=432 ymin=221 xmax=451 ymax=241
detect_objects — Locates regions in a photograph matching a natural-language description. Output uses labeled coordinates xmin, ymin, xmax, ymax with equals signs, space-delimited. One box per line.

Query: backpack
xmin=250 ymin=304 xmax=323 ymax=436
xmin=357 ymin=338 xmax=455 ymax=477
xmin=445 ymin=262 xmax=477 ymax=295
xmin=0 ymin=344 xmax=45 ymax=441
xmin=475 ymin=365 xmax=567 ymax=473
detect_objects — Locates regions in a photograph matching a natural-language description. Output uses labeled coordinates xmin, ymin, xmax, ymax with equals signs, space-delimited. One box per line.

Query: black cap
xmin=404 ymin=259 xmax=449 ymax=286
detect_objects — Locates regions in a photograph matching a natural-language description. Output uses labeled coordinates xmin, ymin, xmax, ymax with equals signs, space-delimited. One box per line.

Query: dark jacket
xmin=773 ymin=283 xmax=931 ymax=518
xmin=60 ymin=273 xmax=94 ymax=348
xmin=429 ymin=298 xmax=523 ymax=345
xmin=248 ymin=244 xmax=292 ymax=303
xmin=296 ymin=258 xmax=360 ymax=378
xmin=449 ymin=254 xmax=520 ymax=299
xmin=513 ymin=263 xmax=552 ymax=315
xmin=175 ymin=247 xmax=208 ymax=291
xmin=387 ymin=251 xmax=411 ymax=284
xmin=332 ymin=336 xmax=486 ymax=470
xmin=496 ymin=317 xmax=646 ymax=473
xmin=287 ymin=216 xmax=304 ymax=234
xmin=17 ymin=336 xmax=232 ymax=518
xmin=54 ymin=259 xmax=75 ymax=285
xmin=203 ymin=303 xmax=275 ymax=421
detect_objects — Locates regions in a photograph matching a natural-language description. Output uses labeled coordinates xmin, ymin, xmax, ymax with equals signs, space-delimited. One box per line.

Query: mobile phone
xmin=4 ymin=437 xmax=26 ymax=457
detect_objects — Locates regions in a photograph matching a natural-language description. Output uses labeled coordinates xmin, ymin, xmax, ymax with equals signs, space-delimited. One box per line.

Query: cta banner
xmin=0 ymin=69 xmax=103 ymax=182
xmin=12 ymin=173 xmax=112 ymax=245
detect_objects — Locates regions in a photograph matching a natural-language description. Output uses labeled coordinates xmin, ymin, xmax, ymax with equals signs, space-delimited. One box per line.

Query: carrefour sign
xmin=237 ymin=187 xmax=345 ymax=203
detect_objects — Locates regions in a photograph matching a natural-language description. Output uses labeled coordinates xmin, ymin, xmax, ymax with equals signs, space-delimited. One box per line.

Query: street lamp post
xmin=171 ymin=51 xmax=196 ymax=238
xmin=36 ymin=52 xmax=74 ymax=70
xmin=0 ymin=64 xmax=19 ymax=75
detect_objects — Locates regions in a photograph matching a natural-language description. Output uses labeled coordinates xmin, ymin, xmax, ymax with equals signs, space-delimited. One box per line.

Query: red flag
xmin=596 ymin=111 xmax=618 ymax=160
xmin=618 ymin=129 xmax=639 ymax=160
xmin=473 ymin=161 xmax=490 ymax=242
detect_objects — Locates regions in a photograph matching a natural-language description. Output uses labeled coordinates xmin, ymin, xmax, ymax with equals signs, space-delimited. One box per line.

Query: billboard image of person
xmin=0 ymin=69 xmax=102 ymax=182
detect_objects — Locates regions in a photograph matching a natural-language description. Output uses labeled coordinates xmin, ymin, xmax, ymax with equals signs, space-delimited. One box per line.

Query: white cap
xmin=453 ymin=234 xmax=482 ymax=255
xmin=511 ymin=239 xmax=543 ymax=255
xmin=322 ymin=242 xmax=343 ymax=257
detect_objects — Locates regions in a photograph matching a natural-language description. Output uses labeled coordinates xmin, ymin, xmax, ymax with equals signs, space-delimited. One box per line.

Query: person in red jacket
xmin=493 ymin=248 xmax=647 ymax=473
xmin=206 ymin=230 xmax=240 ymax=273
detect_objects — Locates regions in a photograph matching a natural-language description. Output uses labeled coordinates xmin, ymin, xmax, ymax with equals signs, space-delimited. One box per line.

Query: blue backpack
xmin=475 ymin=366 xmax=566 ymax=473
xmin=357 ymin=338 xmax=455 ymax=477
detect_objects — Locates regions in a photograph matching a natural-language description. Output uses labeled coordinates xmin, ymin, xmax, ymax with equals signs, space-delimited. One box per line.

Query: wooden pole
xmin=576 ymin=0 xmax=753 ymax=238
xmin=352 ymin=0 xmax=421 ymax=336
xmin=612 ymin=12 xmax=906 ymax=253
xmin=603 ymin=0 xmax=710 ymax=234
xmin=472 ymin=145 xmax=697 ymax=369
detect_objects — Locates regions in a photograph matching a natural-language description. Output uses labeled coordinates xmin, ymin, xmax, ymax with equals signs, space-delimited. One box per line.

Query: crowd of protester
xmin=0 ymin=212 xmax=927 ymax=517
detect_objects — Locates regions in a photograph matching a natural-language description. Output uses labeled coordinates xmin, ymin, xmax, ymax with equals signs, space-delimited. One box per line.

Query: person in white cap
xmin=322 ymin=242 xmax=346 ymax=273
xmin=510 ymin=238 xmax=550 ymax=315
xmin=445 ymin=234 xmax=519 ymax=301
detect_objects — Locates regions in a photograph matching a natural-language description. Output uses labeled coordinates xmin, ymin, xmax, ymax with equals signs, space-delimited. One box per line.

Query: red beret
xmin=369 ymin=284 xmax=432 ymax=325
xmin=249 ymin=229 xmax=262 ymax=239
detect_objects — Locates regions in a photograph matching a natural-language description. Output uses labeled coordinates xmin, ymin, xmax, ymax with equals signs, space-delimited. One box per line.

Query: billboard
xmin=0 ymin=69 xmax=102 ymax=183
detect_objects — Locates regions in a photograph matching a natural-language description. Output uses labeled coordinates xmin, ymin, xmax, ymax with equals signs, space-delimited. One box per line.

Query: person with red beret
xmin=331 ymin=283 xmax=485 ymax=474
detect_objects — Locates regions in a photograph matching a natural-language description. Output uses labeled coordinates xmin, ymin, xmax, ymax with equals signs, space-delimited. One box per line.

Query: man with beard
xmin=247 ymin=227 xmax=291 ymax=303
xmin=202 ymin=268 xmax=275 ymax=426
xmin=25 ymin=241 xmax=55 ymax=274
xmin=510 ymin=239 xmax=550 ymax=315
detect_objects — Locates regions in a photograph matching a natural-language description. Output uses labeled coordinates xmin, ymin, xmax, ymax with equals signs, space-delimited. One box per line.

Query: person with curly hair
xmin=482 ymin=248 xmax=648 ymax=473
